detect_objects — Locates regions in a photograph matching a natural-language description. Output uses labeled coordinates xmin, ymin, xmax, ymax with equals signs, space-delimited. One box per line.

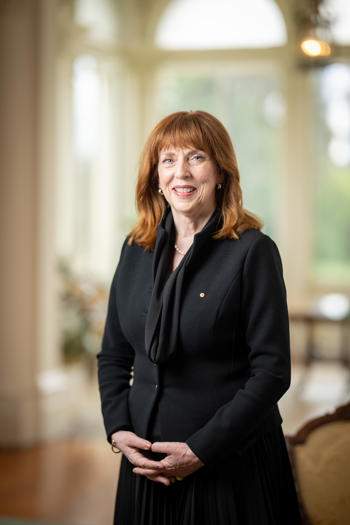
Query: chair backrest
xmin=286 ymin=402 xmax=350 ymax=525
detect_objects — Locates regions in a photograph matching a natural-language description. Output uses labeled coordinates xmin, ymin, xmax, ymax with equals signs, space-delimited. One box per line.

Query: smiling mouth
xmin=173 ymin=186 xmax=197 ymax=195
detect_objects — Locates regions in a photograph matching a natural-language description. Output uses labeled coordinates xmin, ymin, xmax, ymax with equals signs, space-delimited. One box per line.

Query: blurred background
xmin=0 ymin=0 xmax=349 ymax=524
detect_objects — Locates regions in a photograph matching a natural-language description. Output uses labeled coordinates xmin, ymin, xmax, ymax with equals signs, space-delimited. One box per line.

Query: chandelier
xmin=295 ymin=0 xmax=335 ymax=65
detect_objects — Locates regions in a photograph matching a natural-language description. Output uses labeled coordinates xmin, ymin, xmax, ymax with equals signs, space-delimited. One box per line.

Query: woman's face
xmin=157 ymin=145 xmax=221 ymax=219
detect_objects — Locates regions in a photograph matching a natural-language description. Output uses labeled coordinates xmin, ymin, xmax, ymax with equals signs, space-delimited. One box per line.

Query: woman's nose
xmin=175 ymin=157 xmax=190 ymax=178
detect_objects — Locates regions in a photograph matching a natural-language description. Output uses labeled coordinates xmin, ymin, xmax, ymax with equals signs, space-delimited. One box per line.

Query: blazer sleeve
xmin=96 ymin=239 xmax=135 ymax=443
xmin=185 ymin=234 xmax=291 ymax=465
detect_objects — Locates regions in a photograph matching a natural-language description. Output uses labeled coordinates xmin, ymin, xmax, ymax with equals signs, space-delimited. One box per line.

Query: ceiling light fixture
xmin=295 ymin=0 xmax=334 ymax=66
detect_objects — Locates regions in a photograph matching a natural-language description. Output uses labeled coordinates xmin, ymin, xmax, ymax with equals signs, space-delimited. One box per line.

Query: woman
xmin=97 ymin=110 xmax=302 ymax=524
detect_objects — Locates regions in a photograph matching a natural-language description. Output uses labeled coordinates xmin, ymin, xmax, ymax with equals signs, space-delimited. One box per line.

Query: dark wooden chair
xmin=285 ymin=402 xmax=350 ymax=525
xmin=289 ymin=294 xmax=350 ymax=371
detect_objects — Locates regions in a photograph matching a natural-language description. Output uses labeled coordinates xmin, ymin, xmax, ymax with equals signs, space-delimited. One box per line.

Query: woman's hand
xmin=132 ymin=441 xmax=204 ymax=484
xmin=110 ymin=430 xmax=163 ymax=472
xmin=111 ymin=430 xmax=174 ymax=486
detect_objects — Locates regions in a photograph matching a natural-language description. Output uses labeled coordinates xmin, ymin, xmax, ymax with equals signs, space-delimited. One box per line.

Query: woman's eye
xmin=161 ymin=154 xmax=204 ymax=164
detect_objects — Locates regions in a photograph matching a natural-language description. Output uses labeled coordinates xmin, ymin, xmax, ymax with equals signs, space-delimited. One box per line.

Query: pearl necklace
xmin=174 ymin=244 xmax=186 ymax=256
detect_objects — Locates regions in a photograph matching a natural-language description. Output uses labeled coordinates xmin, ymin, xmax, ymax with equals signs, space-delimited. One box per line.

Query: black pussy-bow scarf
xmin=145 ymin=207 xmax=222 ymax=364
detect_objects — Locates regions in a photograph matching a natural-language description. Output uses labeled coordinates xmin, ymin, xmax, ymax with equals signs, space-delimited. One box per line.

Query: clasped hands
xmin=111 ymin=430 xmax=204 ymax=486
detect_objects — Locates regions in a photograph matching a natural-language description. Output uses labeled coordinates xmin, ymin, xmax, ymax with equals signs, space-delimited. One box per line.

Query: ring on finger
xmin=111 ymin=440 xmax=121 ymax=454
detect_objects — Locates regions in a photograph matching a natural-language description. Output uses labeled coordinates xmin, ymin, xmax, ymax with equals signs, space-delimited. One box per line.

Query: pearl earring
xmin=158 ymin=188 xmax=163 ymax=194
xmin=216 ymin=183 xmax=222 ymax=190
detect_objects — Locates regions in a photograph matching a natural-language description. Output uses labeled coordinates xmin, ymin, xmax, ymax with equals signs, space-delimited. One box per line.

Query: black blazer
xmin=97 ymin=217 xmax=291 ymax=468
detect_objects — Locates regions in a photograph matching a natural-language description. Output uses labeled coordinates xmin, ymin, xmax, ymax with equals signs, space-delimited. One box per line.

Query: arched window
xmin=155 ymin=0 xmax=287 ymax=49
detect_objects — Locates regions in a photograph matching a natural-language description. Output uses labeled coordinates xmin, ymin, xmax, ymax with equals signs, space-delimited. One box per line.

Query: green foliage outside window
xmin=313 ymin=64 xmax=350 ymax=284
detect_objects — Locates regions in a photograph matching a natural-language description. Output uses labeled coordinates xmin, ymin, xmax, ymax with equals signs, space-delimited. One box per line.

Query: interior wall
xmin=0 ymin=0 xmax=41 ymax=445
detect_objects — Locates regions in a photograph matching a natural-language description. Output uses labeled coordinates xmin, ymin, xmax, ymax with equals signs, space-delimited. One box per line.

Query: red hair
xmin=128 ymin=110 xmax=263 ymax=250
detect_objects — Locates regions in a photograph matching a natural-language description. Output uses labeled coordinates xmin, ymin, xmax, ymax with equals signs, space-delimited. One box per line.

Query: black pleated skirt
xmin=113 ymin=423 xmax=302 ymax=525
